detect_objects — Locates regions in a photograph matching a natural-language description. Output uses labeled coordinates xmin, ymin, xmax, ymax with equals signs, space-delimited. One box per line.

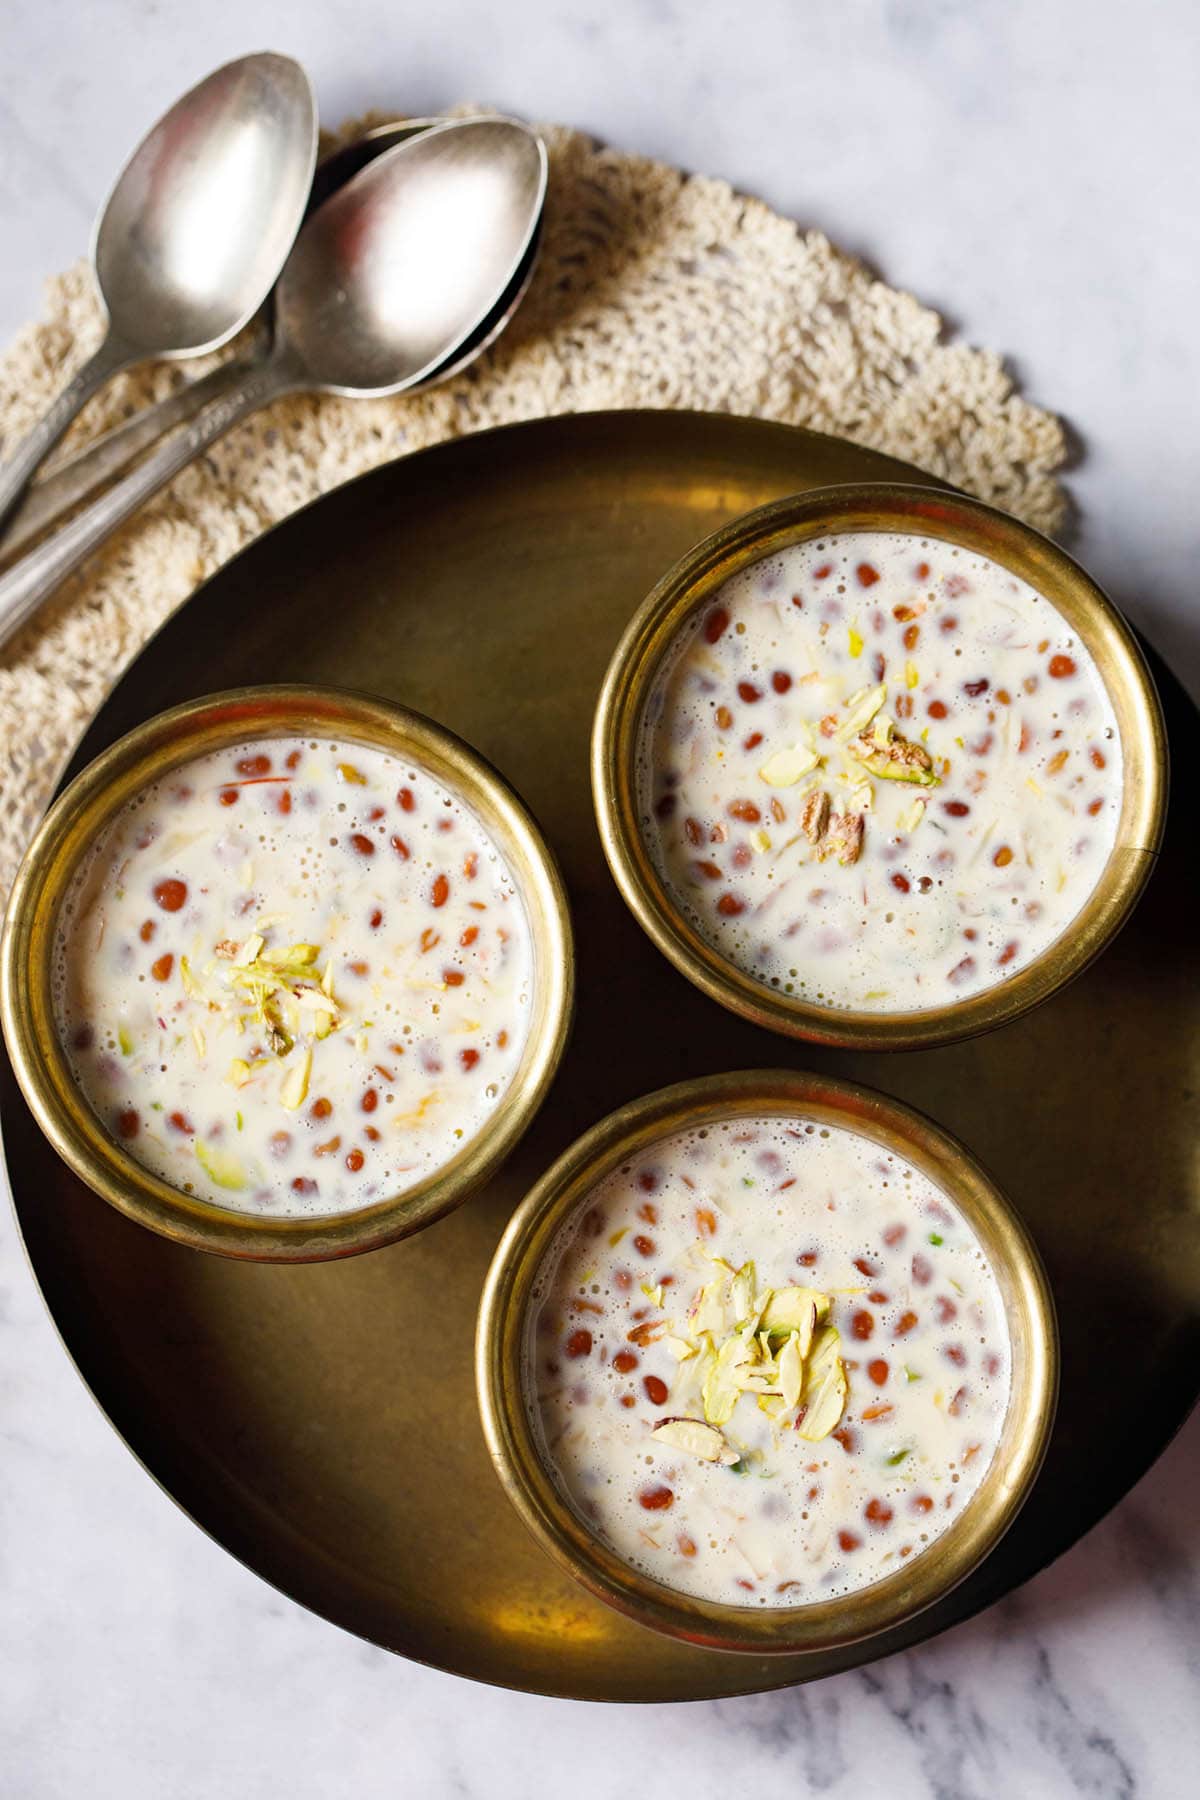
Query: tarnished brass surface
xmin=1 ymin=686 xmax=573 ymax=1260
xmin=1 ymin=412 xmax=1196 ymax=1699
xmin=593 ymin=486 xmax=1167 ymax=1049
xmin=478 ymin=1069 xmax=1057 ymax=1655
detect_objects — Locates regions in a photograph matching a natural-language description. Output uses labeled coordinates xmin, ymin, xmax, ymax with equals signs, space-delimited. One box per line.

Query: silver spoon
xmin=0 ymin=53 xmax=318 ymax=530
xmin=0 ymin=118 xmax=541 ymax=564
xmin=0 ymin=117 xmax=547 ymax=652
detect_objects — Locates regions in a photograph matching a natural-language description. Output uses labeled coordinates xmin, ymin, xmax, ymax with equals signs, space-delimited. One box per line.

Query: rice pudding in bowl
xmin=477 ymin=1070 xmax=1056 ymax=1655
xmin=1 ymin=687 xmax=573 ymax=1259
xmin=593 ymin=485 xmax=1166 ymax=1048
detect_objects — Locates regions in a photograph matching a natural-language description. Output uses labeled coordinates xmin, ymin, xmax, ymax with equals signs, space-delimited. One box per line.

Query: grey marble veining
xmin=1 ymin=1 xmax=1198 ymax=1794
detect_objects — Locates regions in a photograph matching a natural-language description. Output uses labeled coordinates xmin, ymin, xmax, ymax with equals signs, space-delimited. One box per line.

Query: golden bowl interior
xmin=592 ymin=482 xmax=1168 ymax=1049
xmin=476 ymin=1067 xmax=1058 ymax=1656
xmin=0 ymin=684 xmax=574 ymax=1261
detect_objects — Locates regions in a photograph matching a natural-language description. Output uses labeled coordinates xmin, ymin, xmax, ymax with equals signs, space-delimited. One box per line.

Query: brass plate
xmin=2 ymin=411 xmax=1196 ymax=1701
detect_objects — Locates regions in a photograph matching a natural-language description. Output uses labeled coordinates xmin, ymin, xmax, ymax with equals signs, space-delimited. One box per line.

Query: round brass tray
xmin=2 ymin=412 xmax=1196 ymax=1701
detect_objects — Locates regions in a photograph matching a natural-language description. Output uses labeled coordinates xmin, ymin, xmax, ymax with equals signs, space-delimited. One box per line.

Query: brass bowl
xmin=0 ymin=685 xmax=574 ymax=1261
xmin=592 ymin=483 xmax=1168 ymax=1049
xmin=477 ymin=1068 xmax=1058 ymax=1656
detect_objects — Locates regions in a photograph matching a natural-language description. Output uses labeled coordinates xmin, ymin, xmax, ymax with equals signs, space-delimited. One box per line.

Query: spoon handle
xmin=0 ymin=356 xmax=262 ymax=565
xmin=0 ymin=333 xmax=133 ymax=531
xmin=0 ymin=359 xmax=296 ymax=654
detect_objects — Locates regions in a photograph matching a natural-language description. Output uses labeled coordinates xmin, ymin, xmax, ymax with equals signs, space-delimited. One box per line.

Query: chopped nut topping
xmin=801 ymin=789 xmax=832 ymax=844
xmin=817 ymin=810 xmax=865 ymax=866
xmin=846 ymin=727 xmax=939 ymax=786
xmin=800 ymin=790 xmax=864 ymax=865
xmin=665 ymin=1257 xmax=847 ymax=1444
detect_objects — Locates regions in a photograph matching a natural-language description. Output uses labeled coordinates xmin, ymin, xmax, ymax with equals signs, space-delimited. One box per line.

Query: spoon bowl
xmin=94 ymin=53 xmax=319 ymax=358
xmin=0 ymin=52 xmax=317 ymax=528
xmin=278 ymin=117 xmax=548 ymax=394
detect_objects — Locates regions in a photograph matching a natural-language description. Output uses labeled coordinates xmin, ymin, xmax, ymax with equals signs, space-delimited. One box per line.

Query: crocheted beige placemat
xmin=0 ymin=112 xmax=1067 ymax=898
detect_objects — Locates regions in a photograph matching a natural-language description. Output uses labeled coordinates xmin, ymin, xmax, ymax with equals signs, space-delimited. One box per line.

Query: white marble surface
xmin=1 ymin=2 xmax=1198 ymax=1795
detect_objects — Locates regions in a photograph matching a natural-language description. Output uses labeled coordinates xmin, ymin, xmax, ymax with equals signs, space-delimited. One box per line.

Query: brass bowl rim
xmin=0 ymin=682 xmax=574 ymax=1262
xmin=592 ymin=482 xmax=1169 ymax=1050
xmin=476 ymin=1067 xmax=1059 ymax=1656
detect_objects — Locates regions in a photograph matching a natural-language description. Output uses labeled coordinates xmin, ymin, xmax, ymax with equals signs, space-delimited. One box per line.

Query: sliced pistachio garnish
xmin=729 ymin=1259 xmax=757 ymax=1326
xmin=259 ymin=942 xmax=319 ymax=971
xmin=760 ymin=1285 xmax=828 ymax=1356
xmin=689 ymin=1260 xmax=736 ymax=1337
xmin=669 ymin=1253 xmax=846 ymax=1444
xmin=795 ymin=1323 xmax=849 ymax=1441
xmin=197 ymin=930 xmax=348 ymax=1081
xmin=195 ymin=1139 xmax=247 ymax=1191
xmin=701 ymin=1334 xmax=755 ymax=1426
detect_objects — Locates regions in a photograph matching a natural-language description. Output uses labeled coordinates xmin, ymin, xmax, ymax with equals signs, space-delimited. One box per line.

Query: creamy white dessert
xmin=530 ymin=1115 xmax=1010 ymax=1606
xmin=638 ymin=530 xmax=1123 ymax=1011
xmin=54 ymin=735 xmax=532 ymax=1215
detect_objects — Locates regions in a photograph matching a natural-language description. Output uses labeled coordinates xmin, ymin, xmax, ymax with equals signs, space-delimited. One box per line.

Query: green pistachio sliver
xmin=846 ymin=733 xmax=939 ymax=786
xmin=195 ymin=1139 xmax=247 ymax=1191
xmin=795 ymin=1324 xmax=848 ymax=1442
xmin=259 ymin=942 xmax=320 ymax=971
xmin=777 ymin=1332 xmax=804 ymax=1409
xmin=886 ymin=1448 xmax=911 ymax=1467
xmin=690 ymin=1262 xmax=736 ymax=1337
xmin=701 ymin=1334 xmax=753 ymax=1426
xmin=760 ymin=1286 xmax=826 ymax=1358
xmin=729 ymin=1260 xmax=757 ymax=1326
